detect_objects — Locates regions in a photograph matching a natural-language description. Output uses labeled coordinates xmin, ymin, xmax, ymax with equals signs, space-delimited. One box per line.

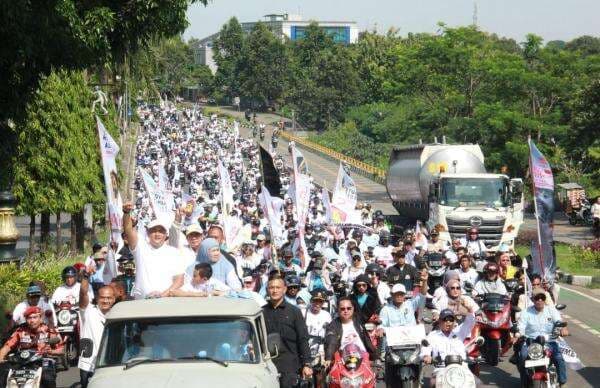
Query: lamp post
xmin=0 ymin=191 xmax=20 ymax=263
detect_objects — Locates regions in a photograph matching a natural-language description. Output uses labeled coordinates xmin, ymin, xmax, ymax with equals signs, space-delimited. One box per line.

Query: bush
xmin=570 ymin=240 xmax=600 ymax=269
xmin=0 ymin=253 xmax=79 ymax=330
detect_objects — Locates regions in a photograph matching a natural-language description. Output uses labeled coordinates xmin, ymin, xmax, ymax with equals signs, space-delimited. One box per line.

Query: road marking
xmin=560 ymin=284 xmax=600 ymax=304
xmin=563 ymin=313 xmax=600 ymax=338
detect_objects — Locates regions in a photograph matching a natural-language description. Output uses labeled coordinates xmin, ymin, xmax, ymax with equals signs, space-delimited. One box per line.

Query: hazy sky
xmin=185 ymin=0 xmax=599 ymax=43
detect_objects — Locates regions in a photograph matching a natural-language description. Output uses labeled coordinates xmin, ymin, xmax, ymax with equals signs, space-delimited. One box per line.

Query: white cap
xmin=147 ymin=218 xmax=169 ymax=234
xmin=445 ymin=251 xmax=458 ymax=264
xmin=185 ymin=224 xmax=204 ymax=236
xmin=391 ymin=284 xmax=407 ymax=294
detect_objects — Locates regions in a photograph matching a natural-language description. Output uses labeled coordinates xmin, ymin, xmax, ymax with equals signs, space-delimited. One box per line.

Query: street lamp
xmin=0 ymin=191 xmax=20 ymax=263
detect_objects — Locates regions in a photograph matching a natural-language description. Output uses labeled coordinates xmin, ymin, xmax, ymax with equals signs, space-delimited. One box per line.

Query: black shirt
xmin=386 ymin=263 xmax=419 ymax=290
xmin=262 ymin=300 xmax=311 ymax=374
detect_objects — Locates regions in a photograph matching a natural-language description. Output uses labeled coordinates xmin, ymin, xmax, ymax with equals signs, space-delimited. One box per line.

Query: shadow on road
xmin=576 ymin=366 xmax=600 ymax=387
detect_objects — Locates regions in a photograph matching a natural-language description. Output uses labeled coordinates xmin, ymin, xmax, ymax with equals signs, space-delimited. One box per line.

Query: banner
xmin=293 ymin=147 xmax=309 ymax=176
xmin=331 ymin=163 xmax=359 ymax=223
xmin=528 ymin=139 xmax=556 ymax=282
xmin=321 ymin=187 xmax=332 ymax=223
xmin=258 ymin=185 xmax=285 ymax=242
xmin=97 ymin=117 xmax=123 ymax=244
xmin=259 ymin=145 xmax=282 ymax=199
xmin=217 ymin=161 xmax=239 ymax=248
xmin=158 ymin=161 xmax=174 ymax=211
xmin=141 ymin=170 xmax=172 ymax=222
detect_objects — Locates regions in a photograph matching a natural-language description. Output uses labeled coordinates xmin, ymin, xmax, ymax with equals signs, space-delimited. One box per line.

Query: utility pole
xmin=473 ymin=1 xmax=479 ymax=28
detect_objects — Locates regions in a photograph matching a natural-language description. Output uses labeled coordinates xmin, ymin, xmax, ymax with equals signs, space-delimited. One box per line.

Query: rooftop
xmin=106 ymin=296 xmax=263 ymax=320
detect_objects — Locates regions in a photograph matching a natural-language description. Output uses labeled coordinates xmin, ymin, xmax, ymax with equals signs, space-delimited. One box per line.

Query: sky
xmin=184 ymin=0 xmax=599 ymax=43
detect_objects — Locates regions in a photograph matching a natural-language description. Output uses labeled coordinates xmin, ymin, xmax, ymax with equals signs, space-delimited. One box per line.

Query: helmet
xmin=285 ymin=275 xmax=301 ymax=287
xmin=26 ymin=285 xmax=42 ymax=297
xmin=365 ymin=263 xmax=382 ymax=276
xmin=61 ymin=266 xmax=77 ymax=281
xmin=484 ymin=262 xmax=499 ymax=275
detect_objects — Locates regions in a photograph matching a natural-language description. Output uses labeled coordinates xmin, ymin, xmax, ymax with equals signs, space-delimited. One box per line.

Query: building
xmin=193 ymin=14 xmax=359 ymax=73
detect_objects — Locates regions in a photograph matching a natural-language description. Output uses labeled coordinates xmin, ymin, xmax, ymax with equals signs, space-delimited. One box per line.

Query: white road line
xmin=563 ymin=313 xmax=600 ymax=337
xmin=560 ymin=284 xmax=600 ymax=304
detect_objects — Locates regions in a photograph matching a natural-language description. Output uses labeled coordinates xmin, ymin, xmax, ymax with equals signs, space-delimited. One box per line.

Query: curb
xmin=557 ymin=271 xmax=600 ymax=286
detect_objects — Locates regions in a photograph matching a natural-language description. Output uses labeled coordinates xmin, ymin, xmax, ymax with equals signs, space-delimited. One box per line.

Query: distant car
xmin=89 ymin=297 xmax=280 ymax=388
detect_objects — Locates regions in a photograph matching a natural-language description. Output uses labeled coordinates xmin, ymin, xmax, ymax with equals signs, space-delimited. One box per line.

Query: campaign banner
xmin=258 ymin=185 xmax=285 ymax=242
xmin=97 ymin=116 xmax=123 ymax=244
xmin=528 ymin=139 xmax=556 ymax=282
xmin=217 ymin=161 xmax=238 ymax=248
xmin=331 ymin=163 xmax=359 ymax=223
xmin=141 ymin=170 xmax=172 ymax=222
xmin=556 ymin=337 xmax=584 ymax=370
xmin=321 ymin=187 xmax=332 ymax=223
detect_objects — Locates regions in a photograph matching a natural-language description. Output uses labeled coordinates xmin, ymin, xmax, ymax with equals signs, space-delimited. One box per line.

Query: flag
xmin=258 ymin=185 xmax=285 ymax=242
xmin=259 ymin=145 xmax=282 ymax=199
xmin=331 ymin=163 xmax=358 ymax=223
xmin=293 ymin=147 xmax=309 ymax=176
xmin=217 ymin=161 xmax=238 ymax=248
xmin=158 ymin=161 xmax=174 ymax=211
xmin=528 ymin=139 xmax=556 ymax=282
xmin=171 ymin=164 xmax=180 ymax=190
xmin=141 ymin=169 xmax=172 ymax=222
xmin=321 ymin=187 xmax=332 ymax=223
xmin=97 ymin=116 xmax=123 ymax=244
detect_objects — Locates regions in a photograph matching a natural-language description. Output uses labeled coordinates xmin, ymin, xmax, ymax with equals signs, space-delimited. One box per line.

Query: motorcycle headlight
xmin=57 ymin=310 xmax=72 ymax=325
xmin=340 ymin=376 xmax=364 ymax=388
xmin=444 ymin=366 xmax=466 ymax=387
xmin=528 ymin=343 xmax=544 ymax=360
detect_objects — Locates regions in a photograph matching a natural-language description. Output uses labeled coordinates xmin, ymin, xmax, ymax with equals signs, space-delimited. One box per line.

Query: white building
xmin=194 ymin=14 xmax=359 ymax=73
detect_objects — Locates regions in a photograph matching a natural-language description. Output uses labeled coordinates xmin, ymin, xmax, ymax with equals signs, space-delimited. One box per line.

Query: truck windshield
xmin=439 ymin=177 xmax=509 ymax=208
xmin=97 ymin=318 xmax=259 ymax=367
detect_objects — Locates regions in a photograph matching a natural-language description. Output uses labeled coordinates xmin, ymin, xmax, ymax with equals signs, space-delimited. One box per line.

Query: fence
xmin=279 ymin=131 xmax=387 ymax=184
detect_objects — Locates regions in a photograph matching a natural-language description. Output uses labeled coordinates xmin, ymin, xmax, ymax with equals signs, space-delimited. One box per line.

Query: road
xmin=54 ymin=108 xmax=599 ymax=387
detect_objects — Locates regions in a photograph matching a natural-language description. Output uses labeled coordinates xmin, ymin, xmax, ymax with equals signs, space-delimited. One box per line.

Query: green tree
xmin=212 ymin=17 xmax=245 ymax=102
xmin=237 ymin=23 xmax=289 ymax=109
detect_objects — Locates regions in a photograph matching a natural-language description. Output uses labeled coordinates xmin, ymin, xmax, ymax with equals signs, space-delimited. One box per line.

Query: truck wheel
xmin=486 ymin=339 xmax=500 ymax=366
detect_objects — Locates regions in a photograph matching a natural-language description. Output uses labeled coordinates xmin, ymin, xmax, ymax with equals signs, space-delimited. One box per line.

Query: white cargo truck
xmin=386 ymin=143 xmax=524 ymax=250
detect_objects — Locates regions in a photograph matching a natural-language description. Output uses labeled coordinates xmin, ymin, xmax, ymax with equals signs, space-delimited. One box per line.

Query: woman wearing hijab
xmin=195 ymin=238 xmax=242 ymax=290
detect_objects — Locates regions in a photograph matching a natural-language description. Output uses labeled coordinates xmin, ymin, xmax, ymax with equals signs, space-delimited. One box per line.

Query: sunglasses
xmin=534 ymin=296 xmax=546 ymax=301
xmin=449 ymin=286 xmax=461 ymax=290
xmin=339 ymin=307 xmax=353 ymax=311
xmin=443 ymin=317 xmax=456 ymax=322
xmin=288 ymin=285 xmax=300 ymax=289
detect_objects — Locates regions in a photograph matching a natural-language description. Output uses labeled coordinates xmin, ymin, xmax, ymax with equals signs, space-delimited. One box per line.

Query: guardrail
xmin=279 ymin=131 xmax=387 ymax=184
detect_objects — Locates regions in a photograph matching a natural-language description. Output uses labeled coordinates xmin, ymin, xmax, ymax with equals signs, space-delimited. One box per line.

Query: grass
xmin=515 ymin=243 xmax=600 ymax=277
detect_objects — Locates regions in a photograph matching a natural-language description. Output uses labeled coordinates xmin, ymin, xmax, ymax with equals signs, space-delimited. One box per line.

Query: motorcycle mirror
xmin=421 ymin=317 xmax=433 ymax=325
xmin=475 ymin=336 xmax=485 ymax=347
xmin=421 ymin=339 xmax=430 ymax=347
xmin=48 ymin=337 xmax=61 ymax=346
xmin=555 ymin=304 xmax=567 ymax=311
xmin=554 ymin=321 xmax=567 ymax=328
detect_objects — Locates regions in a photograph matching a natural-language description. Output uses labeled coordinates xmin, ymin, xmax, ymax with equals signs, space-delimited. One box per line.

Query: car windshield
xmin=440 ymin=177 xmax=509 ymax=207
xmin=97 ymin=318 xmax=259 ymax=368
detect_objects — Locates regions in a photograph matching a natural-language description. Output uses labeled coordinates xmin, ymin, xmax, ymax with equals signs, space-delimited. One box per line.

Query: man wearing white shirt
xmin=122 ymin=202 xmax=184 ymax=299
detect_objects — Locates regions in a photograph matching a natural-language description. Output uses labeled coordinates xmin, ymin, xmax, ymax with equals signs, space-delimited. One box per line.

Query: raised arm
xmin=122 ymin=202 xmax=138 ymax=250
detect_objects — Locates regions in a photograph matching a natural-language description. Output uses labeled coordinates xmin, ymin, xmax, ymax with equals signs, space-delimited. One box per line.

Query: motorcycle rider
xmin=304 ymin=289 xmax=332 ymax=383
xmin=11 ymin=284 xmax=53 ymax=326
xmin=349 ymin=274 xmax=382 ymax=324
xmin=457 ymin=255 xmax=479 ymax=293
xmin=0 ymin=306 xmax=64 ymax=388
xmin=460 ymin=227 xmax=487 ymax=258
xmin=516 ymin=287 xmax=569 ymax=387
xmin=473 ymin=262 xmax=507 ymax=296
xmin=51 ymin=266 xmax=94 ymax=307
xmin=323 ymin=296 xmax=377 ymax=368
xmin=365 ymin=263 xmax=391 ymax=305
xmin=386 ymin=248 xmax=420 ymax=292
xmin=380 ymin=271 xmax=429 ymax=328
xmin=420 ymin=308 xmax=477 ymax=386
xmin=433 ymin=278 xmax=479 ymax=321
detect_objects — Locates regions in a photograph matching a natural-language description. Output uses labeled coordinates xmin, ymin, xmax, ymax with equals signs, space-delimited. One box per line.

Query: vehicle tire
xmin=568 ymin=214 xmax=577 ymax=226
xmin=67 ymin=341 xmax=78 ymax=366
xmin=531 ymin=380 xmax=547 ymax=388
xmin=485 ymin=338 xmax=500 ymax=366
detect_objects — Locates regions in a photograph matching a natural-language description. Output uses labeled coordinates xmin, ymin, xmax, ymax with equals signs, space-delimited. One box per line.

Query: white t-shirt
xmin=341 ymin=321 xmax=366 ymax=352
xmin=132 ymin=241 xmax=185 ymax=299
xmin=78 ymin=305 xmax=106 ymax=372
xmin=180 ymin=275 xmax=230 ymax=293
xmin=12 ymin=300 xmax=52 ymax=325
xmin=305 ymin=309 xmax=332 ymax=340
xmin=51 ymin=283 xmax=94 ymax=306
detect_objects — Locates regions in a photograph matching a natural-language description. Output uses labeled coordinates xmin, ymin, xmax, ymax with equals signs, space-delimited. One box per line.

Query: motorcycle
xmin=326 ymin=344 xmax=376 ymax=388
xmin=567 ymin=199 xmax=593 ymax=226
xmin=364 ymin=315 xmax=380 ymax=351
xmin=521 ymin=320 xmax=568 ymax=388
xmin=54 ymin=301 xmax=80 ymax=367
xmin=308 ymin=336 xmax=326 ymax=388
xmin=259 ymin=130 xmax=265 ymax=141
xmin=475 ymin=293 xmax=515 ymax=366
xmin=432 ymin=354 xmax=477 ymax=388
xmin=383 ymin=325 xmax=426 ymax=388
xmin=252 ymin=126 xmax=257 ymax=138
xmin=424 ymin=253 xmax=446 ymax=309
xmin=5 ymin=338 xmax=60 ymax=388
xmin=271 ymin=136 xmax=278 ymax=149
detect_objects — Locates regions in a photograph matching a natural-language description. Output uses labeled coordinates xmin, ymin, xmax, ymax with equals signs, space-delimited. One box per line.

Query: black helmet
xmin=365 ymin=263 xmax=382 ymax=276
xmin=61 ymin=266 xmax=77 ymax=281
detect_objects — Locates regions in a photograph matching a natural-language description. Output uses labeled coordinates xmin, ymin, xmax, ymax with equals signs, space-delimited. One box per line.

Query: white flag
xmin=321 ymin=188 xmax=332 ymax=223
xmin=218 ymin=161 xmax=238 ymax=248
xmin=331 ymin=163 xmax=358 ymax=223
xmin=141 ymin=170 xmax=172 ymax=222
xmin=97 ymin=116 xmax=123 ymax=244
xmin=258 ymin=185 xmax=285 ymax=242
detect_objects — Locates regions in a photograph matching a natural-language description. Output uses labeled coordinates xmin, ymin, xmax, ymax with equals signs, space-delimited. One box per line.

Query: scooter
xmin=521 ymin=321 xmax=567 ymax=388
xmin=54 ymin=301 xmax=80 ymax=366
xmin=383 ymin=325 xmax=426 ymax=388
xmin=259 ymin=130 xmax=265 ymax=141
xmin=5 ymin=338 xmax=60 ymax=388
xmin=271 ymin=136 xmax=278 ymax=149
xmin=433 ymin=354 xmax=477 ymax=388
xmin=364 ymin=314 xmax=380 ymax=351
xmin=326 ymin=344 xmax=376 ymax=388
xmin=475 ymin=293 xmax=515 ymax=366
xmin=425 ymin=253 xmax=446 ymax=309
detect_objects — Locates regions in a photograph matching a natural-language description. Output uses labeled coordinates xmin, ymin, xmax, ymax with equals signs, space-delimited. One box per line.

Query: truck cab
xmin=89 ymin=297 xmax=280 ymax=388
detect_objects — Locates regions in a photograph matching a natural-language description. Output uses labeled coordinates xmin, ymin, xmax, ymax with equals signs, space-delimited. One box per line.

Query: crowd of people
xmin=0 ymin=104 xmax=576 ymax=388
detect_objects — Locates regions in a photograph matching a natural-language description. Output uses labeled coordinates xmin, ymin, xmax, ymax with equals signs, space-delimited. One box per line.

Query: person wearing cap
xmin=426 ymin=229 xmax=450 ymax=253
xmin=11 ymin=284 xmax=53 ymax=326
xmin=459 ymin=227 xmax=487 ymax=258
xmin=386 ymin=248 xmax=420 ymax=292
xmin=87 ymin=250 xmax=108 ymax=293
xmin=372 ymin=231 xmax=393 ymax=267
xmin=516 ymin=287 xmax=569 ymax=387
xmin=122 ymin=202 xmax=185 ymax=299
xmin=380 ymin=271 xmax=429 ymax=329
xmin=0 ymin=305 xmax=64 ymax=387
xmin=304 ymin=289 xmax=332 ymax=376
xmin=170 ymin=207 xmax=205 ymax=266
xmin=279 ymin=247 xmax=302 ymax=275
xmin=458 ymin=255 xmax=479 ymax=291
xmin=236 ymin=240 xmax=261 ymax=275
xmin=241 ymin=271 xmax=267 ymax=307
xmin=284 ymin=275 xmax=303 ymax=306
xmin=305 ymin=256 xmax=332 ymax=292
xmin=365 ymin=263 xmax=390 ymax=305
xmin=420 ymin=307 xmax=477 ymax=384
xmin=341 ymin=250 xmax=366 ymax=285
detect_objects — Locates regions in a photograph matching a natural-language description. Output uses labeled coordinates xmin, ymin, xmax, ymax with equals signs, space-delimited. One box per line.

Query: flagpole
xmin=528 ymin=137 xmax=546 ymax=280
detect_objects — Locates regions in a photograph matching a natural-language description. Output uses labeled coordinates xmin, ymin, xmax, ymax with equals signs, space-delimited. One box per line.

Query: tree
xmin=212 ymin=17 xmax=245 ymax=101
xmin=237 ymin=23 xmax=289 ymax=109
xmin=565 ymin=35 xmax=600 ymax=56
xmin=0 ymin=0 xmax=208 ymax=188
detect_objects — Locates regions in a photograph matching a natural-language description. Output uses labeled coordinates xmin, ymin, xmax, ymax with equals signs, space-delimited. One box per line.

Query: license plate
xmin=13 ymin=370 xmax=36 ymax=379
xmin=58 ymin=326 xmax=73 ymax=332
xmin=525 ymin=358 xmax=549 ymax=368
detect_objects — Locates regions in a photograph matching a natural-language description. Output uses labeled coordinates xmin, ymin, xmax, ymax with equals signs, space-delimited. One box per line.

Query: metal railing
xmin=279 ymin=131 xmax=387 ymax=184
